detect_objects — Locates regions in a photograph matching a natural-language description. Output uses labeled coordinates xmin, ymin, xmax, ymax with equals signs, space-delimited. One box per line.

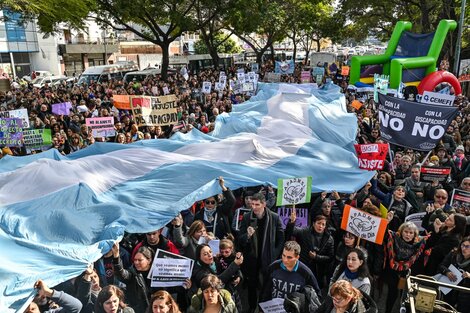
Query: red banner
xmin=354 ymin=143 xmax=388 ymax=170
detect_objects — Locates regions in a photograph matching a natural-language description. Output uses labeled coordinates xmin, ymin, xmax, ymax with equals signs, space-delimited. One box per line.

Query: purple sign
xmin=0 ymin=118 xmax=23 ymax=146
xmin=52 ymin=102 xmax=72 ymax=116
xmin=277 ymin=207 xmax=308 ymax=229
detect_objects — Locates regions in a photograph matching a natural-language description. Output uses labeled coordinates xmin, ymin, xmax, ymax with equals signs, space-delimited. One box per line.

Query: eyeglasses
xmin=461 ymin=244 xmax=470 ymax=249
xmin=435 ymin=195 xmax=447 ymax=199
xmin=205 ymin=200 xmax=216 ymax=205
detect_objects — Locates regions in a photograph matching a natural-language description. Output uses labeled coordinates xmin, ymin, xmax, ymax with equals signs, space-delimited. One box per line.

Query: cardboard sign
xmin=341 ymin=66 xmax=350 ymax=76
xmin=277 ymin=207 xmax=308 ymax=229
xmin=51 ymin=102 xmax=72 ymax=116
xmin=130 ymin=95 xmax=178 ymax=127
xmin=300 ymin=71 xmax=311 ymax=83
xmin=202 ymin=82 xmax=212 ymax=94
xmin=354 ymin=143 xmax=388 ymax=170
xmin=341 ymin=205 xmax=387 ymax=244
xmin=420 ymin=166 xmax=451 ymax=184
xmin=276 ymin=177 xmax=312 ymax=206
xmin=112 ymin=95 xmax=131 ymax=110
xmin=23 ymin=128 xmax=52 ymax=148
xmin=86 ymin=117 xmax=115 ymax=138
xmin=0 ymin=109 xmax=30 ymax=128
xmin=0 ymin=118 xmax=23 ymax=146
xmin=237 ymin=72 xmax=246 ymax=84
xmin=351 ymin=100 xmax=363 ymax=110
xmin=450 ymin=189 xmax=470 ymax=212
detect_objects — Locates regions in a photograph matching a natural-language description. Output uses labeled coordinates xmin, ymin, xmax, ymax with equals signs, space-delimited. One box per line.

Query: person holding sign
xmin=437 ymin=236 xmax=470 ymax=311
xmin=172 ymin=219 xmax=209 ymax=260
xmin=188 ymin=275 xmax=237 ymax=313
xmin=286 ymin=210 xmax=334 ymax=289
xmin=315 ymin=280 xmax=377 ymax=313
xmin=191 ymin=244 xmax=243 ymax=293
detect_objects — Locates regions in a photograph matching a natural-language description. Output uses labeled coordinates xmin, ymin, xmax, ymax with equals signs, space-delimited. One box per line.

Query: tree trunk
xmin=315 ymin=39 xmax=320 ymax=52
xmin=208 ymin=46 xmax=220 ymax=70
xmin=256 ymin=50 xmax=263 ymax=64
xmin=293 ymin=40 xmax=297 ymax=64
xmin=160 ymin=41 xmax=170 ymax=81
xmin=270 ymin=44 xmax=275 ymax=63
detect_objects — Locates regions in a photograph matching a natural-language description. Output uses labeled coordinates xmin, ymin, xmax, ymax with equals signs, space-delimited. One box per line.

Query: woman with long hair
xmin=188 ymin=275 xmax=237 ymax=313
xmin=316 ymin=280 xmax=377 ymax=313
xmin=172 ymin=218 xmax=209 ymax=260
xmin=330 ymin=248 xmax=371 ymax=295
xmin=94 ymin=285 xmax=134 ymax=313
xmin=146 ymin=291 xmax=180 ymax=313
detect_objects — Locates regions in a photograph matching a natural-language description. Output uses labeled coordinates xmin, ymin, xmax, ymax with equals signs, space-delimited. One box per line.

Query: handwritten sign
xmin=276 ymin=177 xmax=312 ymax=206
xmin=131 ymin=95 xmax=178 ymax=127
xmin=86 ymin=116 xmax=115 ymax=138
xmin=341 ymin=205 xmax=387 ymax=244
xmin=23 ymin=128 xmax=52 ymax=148
xmin=259 ymin=298 xmax=286 ymax=313
xmin=354 ymin=143 xmax=388 ymax=170
xmin=51 ymin=102 xmax=72 ymax=116
xmin=0 ymin=118 xmax=23 ymax=146
xmin=0 ymin=109 xmax=30 ymax=128
xmin=277 ymin=207 xmax=308 ymax=229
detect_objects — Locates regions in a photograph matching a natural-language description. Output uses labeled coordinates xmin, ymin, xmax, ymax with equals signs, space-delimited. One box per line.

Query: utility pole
xmin=453 ymin=0 xmax=467 ymax=75
xmin=103 ymin=28 xmax=107 ymax=65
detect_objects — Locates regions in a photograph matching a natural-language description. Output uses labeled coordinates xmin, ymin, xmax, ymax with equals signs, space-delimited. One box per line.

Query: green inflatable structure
xmin=349 ymin=20 xmax=457 ymax=89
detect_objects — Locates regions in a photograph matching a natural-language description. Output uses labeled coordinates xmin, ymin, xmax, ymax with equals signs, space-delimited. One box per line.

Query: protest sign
xmin=112 ymin=95 xmax=131 ymax=110
xmin=421 ymin=91 xmax=455 ymax=106
xmin=163 ymin=86 xmax=170 ymax=95
xmin=151 ymin=86 xmax=159 ymax=95
xmin=251 ymin=63 xmax=259 ymax=73
xmin=316 ymin=75 xmax=323 ymax=84
xmin=378 ymin=94 xmax=458 ymax=151
xmin=341 ymin=66 xmax=350 ymax=76
xmin=259 ymin=298 xmax=286 ymax=313
xmin=234 ymin=208 xmax=251 ymax=231
xmin=374 ymin=74 xmax=389 ymax=102
xmin=450 ymin=189 xmax=470 ymax=212
xmin=243 ymin=82 xmax=254 ymax=92
xmin=86 ymin=117 xmax=115 ymax=138
xmin=265 ymin=73 xmax=281 ymax=83
xmin=131 ymin=95 xmax=178 ymax=127
xmin=277 ymin=207 xmax=308 ymax=229
xmin=275 ymin=60 xmax=295 ymax=74
xmin=219 ymin=75 xmax=227 ymax=86
xmin=208 ymin=240 xmax=220 ymax=255
xmin=404 ymin=212 xmax=426 ymax=232
xmin=341 ymin=205 xmax=387 ymax=244
xmin=0 ymin=118 xmax=23 ymax=146
xmin=77 ymin=105 xmax=88 ymax=113
xmin=202 ymin=82 xmax=212 ymax=94
xmin=52 ymin=102 xmax=72 ymax=116
xmin=433 ymin=264 xmax=463 ymax=295
xmin=23 ymin=129 xmax=52 ymax=148
xmin=149 ymin=249 xmax=194 ymax=287
xmin=351 ymin=100 xmax=363 ymax=110
xmin=354 ymin=143 xmax=388 ymax=170
xmin=237 ymin=72 xmax=246 ymax=84
xmin=300 ymin=71 xmax=311 ymax=83
xmin=214 ymin=82 xmax=225 ymax=91
xmin=237 ymin=68 xmax=245 ymax=74
xmin=247 ymin=71 xmax=256 ymax=82
xmin=276 ymin=177 xmax=312 ymax=206
xmin=0 ymin=108 xmax=30 ymax=128
xmin=313 ymin=67 xmax=325 ymax=77
xmin=420 ymin=166 xmax=451 ymax=184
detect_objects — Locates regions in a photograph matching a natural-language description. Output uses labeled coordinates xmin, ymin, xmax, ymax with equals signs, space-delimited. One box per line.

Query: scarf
xmin=456 ymin=254 xmax=470 ymax=269
xmin=386 ymin=230 xmax=427 ymax=272
xmin=344 ymin=268 xmax=359 ymax=280
xmin=204 ymin=207 xmax=217 ymax=224
xmin=197 ymin=260 xmax=217 ymax=273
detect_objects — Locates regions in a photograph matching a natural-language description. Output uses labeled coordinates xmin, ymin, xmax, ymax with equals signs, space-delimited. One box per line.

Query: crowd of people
xmin=3 ymin=60 xmax=470 ymax=313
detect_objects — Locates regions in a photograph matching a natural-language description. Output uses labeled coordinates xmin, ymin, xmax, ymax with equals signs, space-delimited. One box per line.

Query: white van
xmin=78 ymin=62 xmax=138 ymax=85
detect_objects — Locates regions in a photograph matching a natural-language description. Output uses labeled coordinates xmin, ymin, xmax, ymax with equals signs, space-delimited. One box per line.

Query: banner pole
xmin=418 ymin=150 xmax=433 ymax=167
xmin=388 ymin=143 xmax=394 ymax=172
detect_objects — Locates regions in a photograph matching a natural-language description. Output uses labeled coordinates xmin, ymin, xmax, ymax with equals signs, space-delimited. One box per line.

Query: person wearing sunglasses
xmin=437 ymin=236 xmax=470 ymax=311
xmin=193 ymin=177 xmax=235 ymax=240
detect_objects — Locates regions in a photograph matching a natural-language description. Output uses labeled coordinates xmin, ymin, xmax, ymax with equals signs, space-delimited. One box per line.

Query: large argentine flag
xmin=0 ymin=83 xmax=373 ymax=311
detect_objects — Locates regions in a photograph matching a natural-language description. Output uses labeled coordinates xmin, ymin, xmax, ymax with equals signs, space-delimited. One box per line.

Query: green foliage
xmin=194 ymin=32 xmax=241 ymax=54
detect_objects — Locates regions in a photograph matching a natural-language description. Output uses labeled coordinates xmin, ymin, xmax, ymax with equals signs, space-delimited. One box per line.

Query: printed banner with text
xmin=130 ymin=95 xmax=178 ymax=127
xmin=420 ymin=166 xmax=451 ymax=184
xmin=450 ymin=189 xmax=470 ymax=213
xmin=378 ymin=93 xmax=458 ymax=151
xmin=86 ymin=117 xmax=115 ymax=138
xmin=354 ymin=143 xmax=388 ymax=170
xmin=277 ymin=207 xmax=308 ymax=229
xmin=23 ymin=128 xmax=52 ymax=148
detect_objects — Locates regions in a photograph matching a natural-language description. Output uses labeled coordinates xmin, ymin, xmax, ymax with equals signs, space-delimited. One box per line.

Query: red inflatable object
xmin=418 ymin=70 xmax=462 ymax=95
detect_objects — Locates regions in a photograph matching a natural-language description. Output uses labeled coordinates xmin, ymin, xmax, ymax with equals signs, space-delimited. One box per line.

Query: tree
xmin=225 ymin=0 xmax=287 ymax=64
xmin=194 ymin=32 xmax=241 ymax=54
